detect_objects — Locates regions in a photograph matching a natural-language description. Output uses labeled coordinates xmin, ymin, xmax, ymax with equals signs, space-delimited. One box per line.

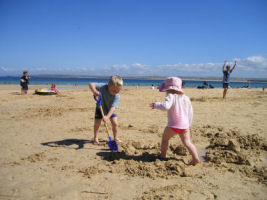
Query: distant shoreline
xmin=1 ymin=75 xmax=267 ymax=82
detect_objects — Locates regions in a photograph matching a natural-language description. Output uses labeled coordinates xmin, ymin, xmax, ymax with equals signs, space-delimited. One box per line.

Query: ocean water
xmin=0 ymin=76 xmax=266 ymax=88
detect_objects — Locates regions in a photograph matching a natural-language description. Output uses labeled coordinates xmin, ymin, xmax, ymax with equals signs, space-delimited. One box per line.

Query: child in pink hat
xmin=150 ymin=77 xmax=200 ymax=165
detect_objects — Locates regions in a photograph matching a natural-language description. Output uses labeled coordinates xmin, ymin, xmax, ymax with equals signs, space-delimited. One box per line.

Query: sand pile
xmin=202 ymin=126 xmax=267 ymax=184
xmin=78 ymin=125 xmax=267 ymax=184
xmin=79 ymin=141 xmax=191 ymax=179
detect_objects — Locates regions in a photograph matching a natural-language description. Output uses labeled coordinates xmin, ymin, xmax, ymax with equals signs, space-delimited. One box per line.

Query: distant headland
xmin=30 ymin=74 xmax=267 ymax=82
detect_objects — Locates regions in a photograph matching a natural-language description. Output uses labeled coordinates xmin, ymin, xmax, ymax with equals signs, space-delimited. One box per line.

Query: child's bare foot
xmin=158 ymin=155 xmax=168 ymax=161
xmin=187 ymin=159 xmax=200 ymax=166
xmin=115 ymin=138 xmax=122 ymax=143
xmin=93 ymin=138 xmax=99 ymax=145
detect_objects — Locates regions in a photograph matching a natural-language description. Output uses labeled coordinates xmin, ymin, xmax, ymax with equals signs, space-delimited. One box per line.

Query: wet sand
xmin=0 ymin=84 xmax=266 ymax=199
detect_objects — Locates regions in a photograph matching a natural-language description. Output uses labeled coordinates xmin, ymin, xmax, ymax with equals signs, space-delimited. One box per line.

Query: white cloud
xmin=244 ymin=56 xmax=265 ymax=63
xmin=1 ymin=67 xmax=16 ymax=72
xmin=1 ymin=55 xmax=266 ymax=78
xmin=236 ymin=56 xmax=267 ymax=77
xmin=35 ymin=67 xmax=48 ymax=71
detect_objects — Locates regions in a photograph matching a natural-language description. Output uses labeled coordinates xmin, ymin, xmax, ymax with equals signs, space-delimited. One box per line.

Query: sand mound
xmin=21 ymin=152 xmax=46 ymax=163
xmin=206 ymin=129 xmax=266 ymax=165
xmin=202 ymin=127 xmax=267 ymax=184
xmin=170 ymin=144 xmax=188 ymax=156
xmin=135 ymin=184 xmax=215 ymax=200
xmin=82 ymin=141 xmax=194 ymax=179
xmin=79 ymin=165 xmax=106 ymax=178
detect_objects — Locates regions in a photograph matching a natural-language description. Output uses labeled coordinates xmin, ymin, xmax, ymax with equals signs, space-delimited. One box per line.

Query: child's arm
xmin=88 ymin=82 xmax=99 ymax=96
xmin=103 ymin=107 xmax=116 ymax=122
xmin=151 ymin=94 xmax=173 ymax=111
xmin=56 ymin=89 xmax=62 ymax=96
xmin=231 ymin=60 xmax=237 ymax=71
xmin=222 ymin=60 xmax=227 ymax=72
xmin=103 ymin=94 xmax=120 ymax=122
xmin=188 ymin=99 xmax=193 ymax=127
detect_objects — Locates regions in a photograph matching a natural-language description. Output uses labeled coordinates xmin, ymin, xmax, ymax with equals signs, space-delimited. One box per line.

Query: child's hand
xmin=150 ymin=103 xmax=155 ymax=109
xmin=93 ymin=91 xmax=99 ymax=97
xmin=102 ymin=116 xmax=108 ymax=123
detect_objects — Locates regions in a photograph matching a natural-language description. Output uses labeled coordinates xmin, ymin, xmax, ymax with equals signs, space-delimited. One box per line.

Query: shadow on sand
xmin=41 ymin=138 xmax=105 ymax=150
xmin=96 ymin=151 xmax=185 ymax=164
xmin=9 ymin=92 xmax=22 ymax=95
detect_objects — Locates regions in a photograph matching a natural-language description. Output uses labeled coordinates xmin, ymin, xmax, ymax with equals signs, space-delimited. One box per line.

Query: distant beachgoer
xmin=51 ymin=83 xmax=60 ymax=95
xmin=151 ymin=84 xmax=155 ymax=90
xmin=182 ymin=81 xmax=185 ymax=88
xmin=150 ymin=77 xmax=200 ymax=165
xmin=197 ymin=81 xmax=209 ymax=89
xmin=20 ymin=70 xmax=30 ymax=95
xmin=222 ymin=60 xmax=237 ymax=98
xmin=248 ymin=81 xmax=251 ymax=88
xmin=89 ymin=75 xmax=123 ymax=145
xmin=263 ymin=85 xmax=267 ymax=91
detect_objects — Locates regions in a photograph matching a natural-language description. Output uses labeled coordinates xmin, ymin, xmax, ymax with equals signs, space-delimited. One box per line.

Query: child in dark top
xmin=20 ymin=70 xmax=31 ymax=95
xmin=222 ymin=60 xmax=237 ymax=99
xmin=89 ymin=75 xmax=123 ymax=144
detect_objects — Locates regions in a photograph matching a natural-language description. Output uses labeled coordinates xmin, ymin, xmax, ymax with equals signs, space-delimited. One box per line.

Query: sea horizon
xmin=0 ymin=75 xmax=266 ymax=88
xmin=1 ymin=74 xmax=267 ymax=82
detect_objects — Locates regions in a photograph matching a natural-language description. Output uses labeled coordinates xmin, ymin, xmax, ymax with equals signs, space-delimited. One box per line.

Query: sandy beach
xmin=0 ymin=84 xmax=266 ymax=200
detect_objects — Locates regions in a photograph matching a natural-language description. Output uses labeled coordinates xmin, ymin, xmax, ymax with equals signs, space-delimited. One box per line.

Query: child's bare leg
xmin=179 ymin=130 xmax=200 ymax=165
xmin=110 ymin=117 xmax=121 ymax=142
xmin=94 ymin=119 xmax=101 ymax=144
xmin=161 ymin=127 xmax=176 ymax=158
xmin=223 ymin=88 xmax=227 ymax=98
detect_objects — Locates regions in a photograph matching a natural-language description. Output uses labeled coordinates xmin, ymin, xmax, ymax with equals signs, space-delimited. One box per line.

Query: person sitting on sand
xmin=150 ymin=77 xmax=200 ymax=165
xmin=89 ymin=75 xmax=123 ymax=145
xmin=51 ymin=83 xmax=61 ymax=95
xmin=20 ymin=70 xmax=31 ymax=95
xmin=222 ymin=60 xmax=237 ymax=98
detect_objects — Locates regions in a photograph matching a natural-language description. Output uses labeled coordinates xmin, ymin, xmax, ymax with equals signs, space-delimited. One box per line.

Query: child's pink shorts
xmin=170 ymin=128 xmax=188 ymax=134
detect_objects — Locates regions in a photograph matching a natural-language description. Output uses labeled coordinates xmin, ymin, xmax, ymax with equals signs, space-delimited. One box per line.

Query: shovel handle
xmin=94 ymin=93 xmax=111 ymax=138
xmin=99 ymin=106 xmax=111 ymax=138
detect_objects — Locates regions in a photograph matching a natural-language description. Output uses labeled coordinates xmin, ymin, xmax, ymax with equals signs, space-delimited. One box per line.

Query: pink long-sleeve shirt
xmin=154 ymin=93 xmax=193 ymax=129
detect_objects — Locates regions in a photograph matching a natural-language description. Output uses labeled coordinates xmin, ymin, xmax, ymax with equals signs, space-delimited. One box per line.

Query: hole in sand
xmin=198 ymin=148 xmax=207 ymax=162
xmin=263 ymin=154 xmax=267 ymax=167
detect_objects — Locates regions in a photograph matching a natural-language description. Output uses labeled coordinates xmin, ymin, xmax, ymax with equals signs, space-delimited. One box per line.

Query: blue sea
xmin=0 ymin=76 xmax=266 ymax=88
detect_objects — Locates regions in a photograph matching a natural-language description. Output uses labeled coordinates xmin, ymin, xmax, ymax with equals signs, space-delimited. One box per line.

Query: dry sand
xmin=0 ymin=84 xmax=266 ymax=200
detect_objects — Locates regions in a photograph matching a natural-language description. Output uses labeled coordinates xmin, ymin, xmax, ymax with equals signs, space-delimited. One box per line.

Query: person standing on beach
xmin=20 ymin=70 xmax=31 ymax=95
xmin=89 ymin=75 xmax=123 ymax=145
xmin=150 ymin=77 xmax=200 ymax=165
xmin=222 ymin=60 xmax=237 ymax=98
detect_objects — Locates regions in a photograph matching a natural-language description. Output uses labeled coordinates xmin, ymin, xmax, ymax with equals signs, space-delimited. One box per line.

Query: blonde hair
xmin=108 ymin=75 xmax=123 ymax=87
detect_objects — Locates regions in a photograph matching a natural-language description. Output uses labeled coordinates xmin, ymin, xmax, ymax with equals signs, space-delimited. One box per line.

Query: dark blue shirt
xmin=223 ymin=70 xmax=233 ymax=83
xmin=20 ymin=75 xmax=29 ymax=86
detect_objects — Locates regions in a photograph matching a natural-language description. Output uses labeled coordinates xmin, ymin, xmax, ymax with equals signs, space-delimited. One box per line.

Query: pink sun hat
xmin=158 ymin=77 xmax=184 ymax=93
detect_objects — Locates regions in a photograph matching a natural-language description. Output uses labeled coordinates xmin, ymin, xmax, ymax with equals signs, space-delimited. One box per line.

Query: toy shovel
xmin=94 ymin=93 xmax=118 ymax=151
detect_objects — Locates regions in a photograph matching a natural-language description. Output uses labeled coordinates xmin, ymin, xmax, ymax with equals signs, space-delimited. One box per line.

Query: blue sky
xmin=0 ymin=0 xmax=266 ymax=78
